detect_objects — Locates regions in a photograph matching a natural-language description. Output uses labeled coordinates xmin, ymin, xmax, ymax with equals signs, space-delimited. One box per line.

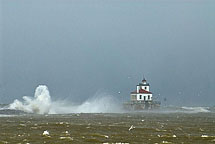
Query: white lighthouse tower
xmin=130 ymin=77 xmax=153 ymax=102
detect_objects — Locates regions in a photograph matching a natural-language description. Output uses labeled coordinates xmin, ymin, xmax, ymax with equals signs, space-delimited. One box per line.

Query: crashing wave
xmin=181 ymin=106 xmax=210 ymax=113
xmin=7 ymin=85 xmax=211 ymax=114
xmin=9 ymin=85 xmax=51 ymax=114
xmin=8 ymin=85 xmax=122 ymax=114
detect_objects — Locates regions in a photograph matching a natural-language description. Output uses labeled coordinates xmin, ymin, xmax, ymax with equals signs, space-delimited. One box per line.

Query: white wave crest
xmin=9 ymin=85 xmax=51 ymax=114
xmin=9 ymin=85 xmax=122 ymax=114
xmin=181 ymin=106 xmax=210 ymax=113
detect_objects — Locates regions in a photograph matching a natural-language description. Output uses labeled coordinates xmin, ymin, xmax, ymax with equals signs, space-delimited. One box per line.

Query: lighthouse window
xmin=139 ymin=95 xmax=142 ymax=99
xmin=148 ymin=95 xmax=150 ymax=100
xmin=145 ymin=87 xmax=147 ymax=90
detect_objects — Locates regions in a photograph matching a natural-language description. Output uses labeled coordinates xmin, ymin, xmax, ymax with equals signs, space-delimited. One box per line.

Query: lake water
xmin=0 ymin=112 xmax=215 ymax=144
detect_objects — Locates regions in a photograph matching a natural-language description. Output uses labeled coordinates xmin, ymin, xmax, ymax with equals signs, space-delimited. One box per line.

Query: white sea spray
xmin=9 ymin=85 xmax=51 ymax=114
xmin=8 ymin=85 xmax=122 ymax=114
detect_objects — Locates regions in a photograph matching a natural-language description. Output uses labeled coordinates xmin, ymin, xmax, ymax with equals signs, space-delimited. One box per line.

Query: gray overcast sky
xmin=0 ymin=0 xmax=215 ymax=106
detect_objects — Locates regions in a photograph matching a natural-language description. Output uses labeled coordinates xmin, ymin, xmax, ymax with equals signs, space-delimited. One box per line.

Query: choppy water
xmin=1 ymin=86 xmax=215 ymax=143
xmin=1 ymin=112 xmax=215 ymax=144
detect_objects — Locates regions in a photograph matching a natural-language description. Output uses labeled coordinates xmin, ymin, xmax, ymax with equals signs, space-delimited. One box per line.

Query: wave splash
xmin=50 ymin=95 xmax=122 ymax=114
xmin=9 ymin=85 xmax=51 ymax=114
xmin=181 ymin=106 xmax=210 ymax=113
xmin=8 ymin=85 xmax=211 ymax=114
xmin=9 ymin=85 xmax=122 ymax=114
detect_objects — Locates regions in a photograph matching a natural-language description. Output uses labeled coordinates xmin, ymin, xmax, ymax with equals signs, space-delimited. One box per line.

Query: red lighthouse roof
xmin=139 ymin=89 xmax=152 ymax=94
xmin=131 ymin=89 xmax=152 ymax=94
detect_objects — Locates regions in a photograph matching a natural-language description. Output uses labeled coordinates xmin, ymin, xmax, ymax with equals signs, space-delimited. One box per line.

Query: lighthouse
xmin=123 ymin=76 xmax=160 ymax=110
xmin=130 ymin=77 xmax=153 ymax=102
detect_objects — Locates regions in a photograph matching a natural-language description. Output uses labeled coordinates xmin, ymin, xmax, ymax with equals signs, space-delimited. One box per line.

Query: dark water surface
xmin=0 ymin=113 xmax=215 ymax=144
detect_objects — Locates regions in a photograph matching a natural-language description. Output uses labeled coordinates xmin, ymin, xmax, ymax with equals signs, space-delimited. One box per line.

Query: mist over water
xmin=51 ymin=95 xmax=122 ymax=114
xmin=5 ymin=85 xmax=211 ymax=115
xmin=8 ymin=85 xmax=122 ymax=114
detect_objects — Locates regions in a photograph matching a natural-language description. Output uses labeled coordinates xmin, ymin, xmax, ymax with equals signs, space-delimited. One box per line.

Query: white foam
xmin=0 ymin=114 xmax=16 ymax=117
xmin=43 ymin=130 xmax=50 ymax=136
xmin=9 ymin=85 xmax=122 ymax=114
xmin=155 ymin=106 xmax=211 ymax=114
xmin=181 ymin=106 xmax=210 ymax=113
xmin=50 ymin=93 xmax=122 ymax=114
xmin=9 ymin=85 xmax=51 ymax=114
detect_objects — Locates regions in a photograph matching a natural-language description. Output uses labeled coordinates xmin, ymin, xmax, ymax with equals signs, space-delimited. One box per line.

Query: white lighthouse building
xmin=130 ymin=78 xmax=153 ymax=102
xmin=123 ymin=76 xmax=160 ymax=110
